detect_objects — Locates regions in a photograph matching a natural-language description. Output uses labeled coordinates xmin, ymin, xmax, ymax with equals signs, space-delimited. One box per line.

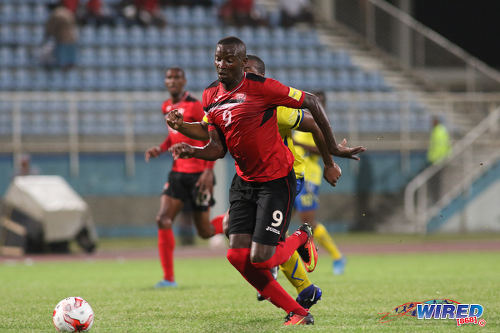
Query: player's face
xmin=214 ymin=44 xmax=246 ymax=85
xmin=243 ymin=60 xmax=263 ymax=76
xmin=165 ymin=69 xmax=186 ymax=95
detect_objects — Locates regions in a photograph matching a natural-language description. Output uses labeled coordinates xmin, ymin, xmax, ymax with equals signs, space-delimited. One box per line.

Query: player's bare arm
xmin=301 ymin=92 xmax=338 ymax=150
xmin=297 ymin=112 xmax=341 ymax=186
xmin=169 ymin=128 xmax=225 ymax=161
xmin=166 ymin=109 xmax=210 ymax=141
xmin=145 ymin=146 xmax=162 ymax=162
xmin=196 ymin=168 xmax=214 ymax=194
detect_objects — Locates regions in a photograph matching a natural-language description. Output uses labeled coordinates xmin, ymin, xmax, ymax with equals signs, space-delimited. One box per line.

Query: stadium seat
xmin=96 ymin=26 xmax=113 ymax=45
xmin=96 ymin=47 xmax=113 ymax=67
xmin=130 ymin=69 xmax=146 ymax=90
xmin=144 ymin=27 xmax=161 ymax=46
xmin=145 ymin=48 xmax=161 ymax=67
xmin=112 ymin=25 xmax=128 ymax=46
xmin=32 ymin=70 xmax=48 ymax=90
xmin=80 ymin=26 xmax=95 ymax=46
xmin=114 ymin=69 xmax=130 ymax=90
xmin=16 ymin=4 xmax=32 ymax=23
xmin=0 ymin=4 xmax=15 ymax=23
xmin=13 ymin=69 xmax=30 ymax=90
xmin=129 ymin=26 xmax=144 ymax=46
xmin=14 ymin=26 xmax=31 ymax=45
xmin=129 ymin=47 xmax=145 ymax=67
xmin=0 ymin=47 xmax=14 ymax=67
xmin=33 ymin=4 xmax=48 ymax=23
xmin=176 ymin=27 xmax=193 ymax=47
xmin=254 ymin=27 xmax=271 ymax=47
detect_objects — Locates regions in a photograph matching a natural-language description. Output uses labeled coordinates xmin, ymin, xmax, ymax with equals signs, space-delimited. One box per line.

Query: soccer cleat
xmin=333 ymin=257 xmax=347 ymax=275
xmin=296 ymin=284 xmax=322 ymax=309
xmin=257 ymin=267 xmax=279 ymax=301
xmin=296 ymin=224 xmax=318 ymax=272
xmin=155 ymin=279 xmax=178 ymax=288
xmin=283 ymin=312 xmax=314 ymax=325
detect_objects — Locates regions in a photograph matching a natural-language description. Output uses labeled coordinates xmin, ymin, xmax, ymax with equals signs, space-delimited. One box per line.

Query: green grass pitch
xmin=1 ymin=239 xmax=499 ymax=332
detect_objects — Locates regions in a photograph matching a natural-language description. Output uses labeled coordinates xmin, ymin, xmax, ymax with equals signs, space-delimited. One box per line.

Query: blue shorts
xmin=296 ymin=177 xmax=305 ymax=194
xmin=294 ymin=181 xmax=319 ymax=212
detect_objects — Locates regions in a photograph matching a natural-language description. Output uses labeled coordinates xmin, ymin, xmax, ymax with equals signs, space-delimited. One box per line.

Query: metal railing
xmin=404 ymin=107 xmax=500 ymax=233
xmin=332 ymin=0 xmax=500 ymax=92
xmin=2 ymin=91 xmax=500 ymax=178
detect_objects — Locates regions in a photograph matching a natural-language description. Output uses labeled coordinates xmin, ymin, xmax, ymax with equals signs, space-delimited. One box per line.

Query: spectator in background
xmin=120 ymin=0 xmax=166 ymax=27
xmin=219 ymin=0 xmax=265 ymax=26
xmin=61 ymin=0 xmax=115 ymax=25
xmin=427 ymin=116 xmax=452 ymax=202
xmin=15 ymin=154 xmax=40 ymax=177
xmin=279 ymin=0 xmax=314 ymax=27
xmin=45 ymin=4 xmax=78 ymax=69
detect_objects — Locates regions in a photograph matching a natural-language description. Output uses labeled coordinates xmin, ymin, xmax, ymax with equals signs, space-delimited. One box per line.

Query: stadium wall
xmin=0 ymin=151 xmax=428 ymax=236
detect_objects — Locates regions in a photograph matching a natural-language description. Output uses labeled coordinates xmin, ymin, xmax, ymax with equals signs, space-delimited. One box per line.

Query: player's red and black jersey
xmin=160 ymin=92 xmax=215 ymax=173
xmin=203 ymin=73 xmax=305 ymax=182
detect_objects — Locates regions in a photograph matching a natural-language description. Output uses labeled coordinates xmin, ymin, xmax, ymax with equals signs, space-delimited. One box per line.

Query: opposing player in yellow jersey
xmin=294 ymin=91 xmax=347 ymax=275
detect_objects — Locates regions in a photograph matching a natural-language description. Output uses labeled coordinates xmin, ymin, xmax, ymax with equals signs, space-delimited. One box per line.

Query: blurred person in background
xmin=144 ymin=67 xmax=224 ymax=288
xmin=14 ymin=154 xmax=40 ymax=177
xmin=44 ymin=2 xmax=79 ymax=69
xmin=120 ymin=0 xmax=166 ymax=27
xmin=218 ymin=0 xmax=265 ymax=26
xmin=293 ymin=92 xmax=347 ymax=275
xmin=279 ymin=0 xmax=314 ymax=27
xmin=427 ymin=116 xmax=452 ymax=202
xmin=61 ymin=0 xmax=115 ymax=25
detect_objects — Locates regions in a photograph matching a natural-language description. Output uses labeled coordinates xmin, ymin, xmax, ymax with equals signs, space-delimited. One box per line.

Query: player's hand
xmin=196 ymin=169 xmax=214 ymax=195
xmin=145 ymin=146 xmax=162 ymax=162
xmin=166 ymin=109 xmax=184 ymax=130
xmin=332 ymin=138 xmax=366 ymax=160
xmin=323 ymin=162 xmax=341 ymax=187
xmin=169 ymin=143 xmax=195 ymax=159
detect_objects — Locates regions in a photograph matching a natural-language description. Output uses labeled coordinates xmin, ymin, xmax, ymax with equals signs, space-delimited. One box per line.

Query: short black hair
xmin=247 ymin=55 xmax=266 ymax=76
xmin=217 ymin=36 xmax=247 ymax=58
xmin=166 ymin=67 xmax=185 ymax=77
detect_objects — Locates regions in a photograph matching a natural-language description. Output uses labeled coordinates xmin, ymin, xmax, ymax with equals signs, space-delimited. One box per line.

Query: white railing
xmin=404 ymin=107 xmax=500 ymax=233
xmin=331 ymin=0 xmax=500 ymax=91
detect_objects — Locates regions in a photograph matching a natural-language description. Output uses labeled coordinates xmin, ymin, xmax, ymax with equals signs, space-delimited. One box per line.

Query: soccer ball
xmin=52 ymin=297 xmax=94 ymax=332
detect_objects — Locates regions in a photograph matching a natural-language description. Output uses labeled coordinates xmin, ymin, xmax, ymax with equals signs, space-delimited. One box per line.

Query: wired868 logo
xmin=379 ymin=299 xmax=486 ymax=327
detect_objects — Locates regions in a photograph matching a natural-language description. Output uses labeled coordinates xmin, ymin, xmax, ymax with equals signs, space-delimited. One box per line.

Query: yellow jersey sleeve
xmin=277 ymin=106 xmax=303 ymax=131
xmin=293 ymin=131 xmax=316 ymax=147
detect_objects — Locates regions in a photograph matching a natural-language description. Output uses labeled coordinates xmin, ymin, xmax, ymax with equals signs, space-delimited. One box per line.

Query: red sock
xmin=210 ymin=215 xmax=224 ymax=235
xmin=227 ymin=248 xmax=307 ymax=316
xmin=158 ymin=228 xmax=175 ymax=281
xmin=251 ymin=229 xmax=308 ymax=270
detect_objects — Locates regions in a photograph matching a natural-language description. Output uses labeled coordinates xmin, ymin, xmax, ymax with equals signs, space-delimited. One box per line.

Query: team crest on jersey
xmin=288 ymin=87 xmax=302 ymax=101
xmin=235 ymin=93 xmax=246 ymax=102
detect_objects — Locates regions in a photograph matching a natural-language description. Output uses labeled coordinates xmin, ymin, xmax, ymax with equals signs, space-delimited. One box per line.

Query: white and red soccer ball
xmin=52 ymin=297 xmax=94 ymax=332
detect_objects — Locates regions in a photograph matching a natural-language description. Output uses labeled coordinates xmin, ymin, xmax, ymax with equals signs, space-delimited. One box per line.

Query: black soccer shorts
xmin=163 ymin=171 xmax=215 ymax=212
xmin=227 ymin=170 xmax=297 ymax=246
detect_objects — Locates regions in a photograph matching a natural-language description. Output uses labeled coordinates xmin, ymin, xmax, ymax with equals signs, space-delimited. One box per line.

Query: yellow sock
xmin=313 ymin=223 xmax=342 ymax=260
xmin=279 ymin=251 xmax=312 ymax=294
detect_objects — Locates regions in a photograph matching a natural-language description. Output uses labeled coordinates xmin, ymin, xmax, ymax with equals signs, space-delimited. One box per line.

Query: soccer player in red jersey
xmin=169 ymin=37 xmax=342 ymax=325
xmin=144 ymin=67 xmax=224 ymax=288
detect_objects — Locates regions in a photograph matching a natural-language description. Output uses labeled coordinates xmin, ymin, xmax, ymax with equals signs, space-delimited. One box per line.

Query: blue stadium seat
xmin=16 ymin=4 xmax=32 ymax=23
xmin=273 ymin=69 xmax=289 ymax=85
xmin=206 ymin=26 xmax=223 ymax=47
xmin=270 ymin=48 xmax=286 ymax=67
xmin=0 ymin=104 xmax=13 ymax=135
xmin=0 ymin=4 xmax=15 ymax=23
xmin=80 ymin=26 xmax=95 ymax=45
xmin=32 ymin=25 xmax=44 ymax=44
xmin=160 ymin=27 xmax=176 ymax=47
xmin=239 ymin=26 xmax=255 ymax=47
xmin=130 ymin=69 xmax=146 ymax=90
xmin=288 ymin=69 xmax=303 ymax=89
xmin=114 ymin=69 xmax=129 ymax=90
xmin=161 ymin=48 xmax=176 ymax=67
xmin=145 ymin=69 xmax=163 ymax=90
xmin=145 ymin=48 xmax=161 ymax=67
xmin=96 ymin=26 xmax=113 ymax=45
xmin=254 ymin=27 xmax=271 ymax=47
xmin=97 ymin=47 xmax=113 ymax=67
xmin=319 ymin=69 xmax=337 ymax=90
xmin=0 ymin=47 xmax=14 ymax=67
xmin=336 ymin=70 xmax=352 ymax=91
xmin=192 ymin=6 xmax=214 ymax=26
xmin=175 ymin=6 xmax=191 ymax=26
xmin=32 ymin=70 xmax=48 ymax=90
xmin=299 ymin=29 xmax=319 ymax=47
xmin=333 ymin=50 xmax=352 ymax=69
xmin=144 ymin=27 xmax=161 ymax=46
xmin=0 ymin=25 xmax=13 ymax=44
xmin=129 ymin=26 xmax=144 ymax=46
xmin=62 ymin=70 xmax=81 ymax=90
xmin=176 ymin=27 xmax=193 ymax=47
xmin=177 ymin=48 xmax=193 ymax=68
xmin=304 ymin=69 xmax=321 ymax=91
xmin=287 ymin=48 xmax=302 ymax=67
xmin=192 ymin=47 xmax=211 ymax=68
xmin=14 ymin=69 xmax=30 ymax=90
xmin=96 ymin=69 xmax=114 ymax=90
xmin=351 ymin=70 xmax=367 ymax=91
xmin=270 ymin=27 xmax=286 ymax=47
xmin=81 ymin=69 xmax=97 ymax=90
xmin=33 ymin=4 xmax=48 ymax=23
xmin=113 ymin=25 xmax=128 ymax=46
xmin=14 ymin=26 xmax=31 ymax=45
xmin=112 ymin=47 xmax=128 ymax=67
xmin=129 ymin=47 xmax=145 ymax=67
xmin=192 ymin=27 xmax=208 ymax=47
